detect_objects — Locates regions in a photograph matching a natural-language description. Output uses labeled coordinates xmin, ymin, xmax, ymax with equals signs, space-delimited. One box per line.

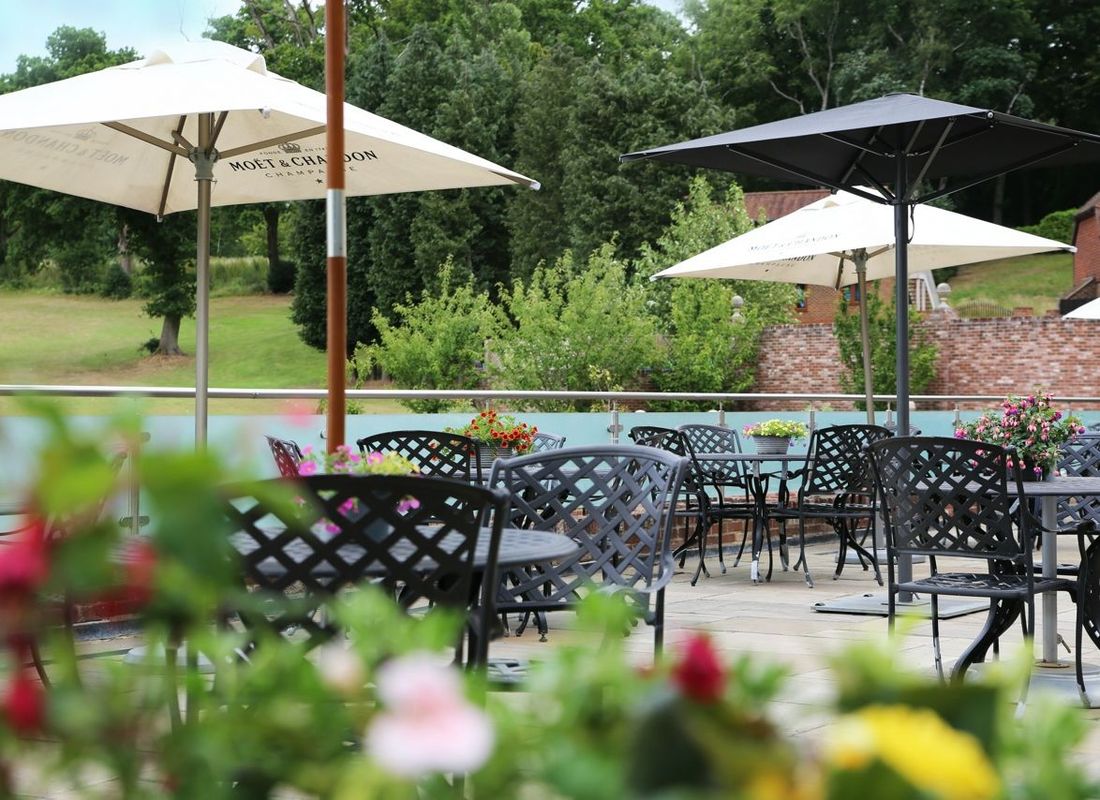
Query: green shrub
xmin=209 ymin=256 xmax=267 ymax=296
xmin=97 ymin=264 xmax=133 ymax=299
xmin=1018 ymin=208 xmax=1075 ymax=245
xmin=267 ymin=258 xmax=296 ymax=294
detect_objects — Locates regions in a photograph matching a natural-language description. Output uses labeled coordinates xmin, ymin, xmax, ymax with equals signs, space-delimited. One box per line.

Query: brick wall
xmin=752 ymin=315 xmax=1100 ymax=410
xmin=1075 ymin=211 xmax=1100 ymax=286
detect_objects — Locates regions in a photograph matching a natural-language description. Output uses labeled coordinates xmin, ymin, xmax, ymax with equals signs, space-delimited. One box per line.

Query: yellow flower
xmin=824 ymin=705 xmax=1000 ymax=800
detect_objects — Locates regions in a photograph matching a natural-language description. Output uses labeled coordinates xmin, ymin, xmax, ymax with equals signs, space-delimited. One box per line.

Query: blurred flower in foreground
xmin=825 ymin=704 xmax=1000 ymax=800
xmin=671 ymin=632 xmax=725 ymax=703
xmin=3 ymin=672 xmax=45 ymax=735
xmin=366 ymin=654 xmax=493 ymax=777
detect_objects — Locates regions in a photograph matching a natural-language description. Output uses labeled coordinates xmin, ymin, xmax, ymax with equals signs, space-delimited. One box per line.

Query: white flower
xmin=366 ymin=654 xmax=494 ymax=777
xmin=314 ymin=642 xmax=365 ymax=695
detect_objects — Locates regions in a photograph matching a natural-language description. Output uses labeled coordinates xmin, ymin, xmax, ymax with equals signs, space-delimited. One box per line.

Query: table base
xmin=811 ymin=592 xmax=989 ymax=618
xmin=971 ymin=661 xmax=1100 ymax=709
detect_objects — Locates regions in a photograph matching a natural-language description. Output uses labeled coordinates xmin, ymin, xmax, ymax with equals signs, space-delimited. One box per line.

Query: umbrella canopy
xmin=622 ymin=92 xmax=1100 ymax=435
xmin=652 ymin=189 xmax=1074 ymax=420
xmin=0 ymin=40 xmax=538 ymax=444
xmin=1064 ymin=297 xmax=1100 ymax=320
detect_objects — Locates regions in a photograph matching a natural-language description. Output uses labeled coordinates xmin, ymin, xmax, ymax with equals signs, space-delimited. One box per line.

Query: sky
xmin=0 ymin=0 xmax=245 ymax=74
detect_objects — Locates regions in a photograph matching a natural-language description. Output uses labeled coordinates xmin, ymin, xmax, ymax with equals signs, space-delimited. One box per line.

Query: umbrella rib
xmin=850 ymin=162 xmax=892 ymax=201
xmin=218 ymin=125 xmax=326 ymax=158
xmin=822 ymin=131 xmax=893 ymax=159
xmin=102 ymin=121 xmax=188 ymax=157
xmin=914 ymin=140 xmax=1082 ymax=204
xmin=210 ymin=111 xmax=229 ymax=148
xmin=157 ymin=116 xmax=188 ymax=218
xmin=908 ymin=120 xmax=954 ymax=192
xmin=724 ymin=146 xmax=862 ymax=199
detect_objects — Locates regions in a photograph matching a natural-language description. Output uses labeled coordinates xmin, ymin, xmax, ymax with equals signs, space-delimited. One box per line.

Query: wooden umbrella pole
xmin=325 ymin=0 xmax=347 ymax=452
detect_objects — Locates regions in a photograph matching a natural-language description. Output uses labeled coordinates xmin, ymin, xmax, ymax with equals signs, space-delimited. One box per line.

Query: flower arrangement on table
xmin=445 ymin=409 xmax=537 ymax=455
xmin=296 ymin=444 xmax=419 ymax=477
xmin=955 ymin=391 xmax=1085 ymax=478
xmin=296 ymin=444 xmax=422 ymax=522
xmin=743 ymin=419 xmax=809 ymax=440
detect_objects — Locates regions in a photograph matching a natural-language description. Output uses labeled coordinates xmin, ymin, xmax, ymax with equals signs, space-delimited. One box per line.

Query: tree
xmin=354 ymin=261 xmax=498 ymax=412
xmin=833 ymin=291 xmax=937 ymax=411
xmin=0 ymin=27 xmax=135 ymax=289
xmin=490 ymin=245 xmax=659 ymax=411
xmin=125 ymin=211 xmax=197 ymax=355
xmin=633 ymin=177 xmax=797 ymax=406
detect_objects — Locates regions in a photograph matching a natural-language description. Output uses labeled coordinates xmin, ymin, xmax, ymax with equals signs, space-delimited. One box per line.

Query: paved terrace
xmin=13 ymin=534 xmax=1100 ymax=796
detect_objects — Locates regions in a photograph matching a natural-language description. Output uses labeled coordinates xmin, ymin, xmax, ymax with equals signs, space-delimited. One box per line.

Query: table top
xmin=1012 ymin=476 xmax=1100 ymax=497
xmin=231 ymin=526 xmax=580 ymax=578
xmin=696 ymin=452 xmax=810 ymax=463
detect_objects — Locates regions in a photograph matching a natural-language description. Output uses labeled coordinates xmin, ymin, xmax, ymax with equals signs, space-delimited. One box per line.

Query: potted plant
xmin=742 ymin=419 xmax=809 ymax=455
xmin=445 ymin=410 xmax=537 ymax=462
xmin=955 ymin=391 xmax=1085 ymax=480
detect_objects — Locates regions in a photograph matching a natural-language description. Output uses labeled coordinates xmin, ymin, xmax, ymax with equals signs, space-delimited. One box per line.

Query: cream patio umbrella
xmin=653 ymin=189 xmax=1074 ymax=421
xmin=1064 ymin=297 xmax=1100 ymax=319
xmin=0 ymin=40 xmax=537 ymax=445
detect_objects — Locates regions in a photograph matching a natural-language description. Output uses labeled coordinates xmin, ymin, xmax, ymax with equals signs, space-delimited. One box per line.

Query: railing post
xmin=807 ymin=402 xmax=816 ymax=433
xmin=953 ymin=403 xmax=961 ymax=427
xmin=120 ymin=432 xmax=150 ymax=536
xmin=608 ymin=403 xmax=621 ymax=444
xmin=717 ymin=404 xmax=727 ymax=428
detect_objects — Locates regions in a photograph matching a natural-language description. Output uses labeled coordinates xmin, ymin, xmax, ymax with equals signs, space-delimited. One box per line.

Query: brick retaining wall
xmin=752 ymin=316 xmax=1100 ymax=410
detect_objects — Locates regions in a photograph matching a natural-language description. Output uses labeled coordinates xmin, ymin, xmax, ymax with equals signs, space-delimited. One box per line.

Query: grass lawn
xmin=0 ymin=291 xmax=404 ymax=415
xmin=945 ymin=251 xmax=1072 ymax=315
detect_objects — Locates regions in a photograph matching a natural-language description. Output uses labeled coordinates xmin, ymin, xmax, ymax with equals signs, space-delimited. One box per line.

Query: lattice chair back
xmin=801 ymin=424 xmax=891 ymax=499
xmin=531 ymin=431 xmax=567 ymax=452
xmin=355 ymin=430 xmax=482 ymax=482
xmin=222 ymin=474 xmax=507 ymax=665
xmin=868 ymin=437 xmax=1031 ymax=567
xmin=1057 ymin=433 xmax=1100 ymax=529
xmin=678 ymin=423 xmax=746 ymax=485
xmin=265 ymin=435 xmax=304 ymax=478
xmin=488 ymin=445 xmax=689 ymax=652
xmin=629 ymin=426 xmax=706 ymax=495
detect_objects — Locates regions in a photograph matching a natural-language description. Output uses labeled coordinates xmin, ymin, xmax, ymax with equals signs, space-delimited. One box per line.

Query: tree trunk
xmin=117 ymin=222 xmax=132 ymax=275
xmin=157 ymin=315 xmax=183 ymax=356
xmin=263 ymin=205 xmax=280 ymax=276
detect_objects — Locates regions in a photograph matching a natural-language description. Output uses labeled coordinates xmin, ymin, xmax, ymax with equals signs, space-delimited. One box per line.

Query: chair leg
xmin=795 ymin=517 xmax=814 ymax=588
xmin=653 ymin=589 xmax=665 ymax=657
xmin=930 ymin=594 xmax=944 ymax=682
xmin=1016 ymin=598 xmax=1036 ymax=716
xmin=716 ymin=516 xmax=727 ymax=575
xmin=733 ymin=520 xmax=750 ymax=567
xmin=1077 ymin=597 xmax=1091 ymax=707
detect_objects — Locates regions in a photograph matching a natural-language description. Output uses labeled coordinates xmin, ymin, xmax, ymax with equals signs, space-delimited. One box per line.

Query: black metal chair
xmin=488 ymin=445 xmax=689 ymax=654
xmin=770 ymin=424 xmax=891 ymax=587
xmin=677 ymin=424 xmax=757 ymax=576
xmin=222 ymin=474 xmax=507 ymax=667
xmin=867 ymin=437 xmax=1077 ymax=695
xmin=627 ymin=426 xmax=717 ymax=585
xmin=265 ymin=435 xmax=304 ymax=478
xmin=531 ymin=431 xmax=567 ymax=452
xmin=355 ymin=430 xmax=482 ymax=483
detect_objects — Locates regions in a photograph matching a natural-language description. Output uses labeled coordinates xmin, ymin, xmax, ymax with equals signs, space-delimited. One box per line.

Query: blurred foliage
xmin=0 ymin=405 xmax=1097 ymax=798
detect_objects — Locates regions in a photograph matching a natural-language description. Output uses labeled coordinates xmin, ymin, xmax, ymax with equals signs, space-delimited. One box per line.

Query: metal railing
xmin=4 ymin=383 xmax=1100 ymax=407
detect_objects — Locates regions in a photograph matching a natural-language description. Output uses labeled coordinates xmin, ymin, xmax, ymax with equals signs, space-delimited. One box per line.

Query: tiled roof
xmin=743 ymin=189 xmax=830 ymax=222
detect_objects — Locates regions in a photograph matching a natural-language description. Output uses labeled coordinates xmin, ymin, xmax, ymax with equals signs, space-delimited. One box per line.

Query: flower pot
xmin=752 ymin=436 xmax=791 ymax=456
xmin=477 ymin=444 xmax=517 ymax=466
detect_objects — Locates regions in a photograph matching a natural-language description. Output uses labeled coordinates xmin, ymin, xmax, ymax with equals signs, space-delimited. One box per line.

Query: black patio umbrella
xmin=621 ymin=93 xmax=1100 ymax=435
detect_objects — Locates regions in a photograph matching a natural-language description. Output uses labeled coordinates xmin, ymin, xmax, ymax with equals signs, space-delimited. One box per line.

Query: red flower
xmin=3 ymin=672 xmax=45 ymax=735
xmin=671 ymin=633 xmax=725 ymax=703
xmin=0 ymin=519 xmax=50 ymax=599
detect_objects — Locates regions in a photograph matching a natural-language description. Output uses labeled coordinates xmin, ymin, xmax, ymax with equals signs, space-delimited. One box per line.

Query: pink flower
xmin=282 ymin=400 xmax=315 ymax=428
xmin=0 ymin=520 xmax=50 ymax=599
xmin=671 ymin=633 xmax=726 ymax=703
xmin=366 ymin=654 xmax=493 ymax=777
xmin=396 ymin=498 xmax=421 ymax=514
xmin=315 ymin=642 xmax=365 ymax=695
xmin=297 ymin=460 xmax=318 ymax=477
